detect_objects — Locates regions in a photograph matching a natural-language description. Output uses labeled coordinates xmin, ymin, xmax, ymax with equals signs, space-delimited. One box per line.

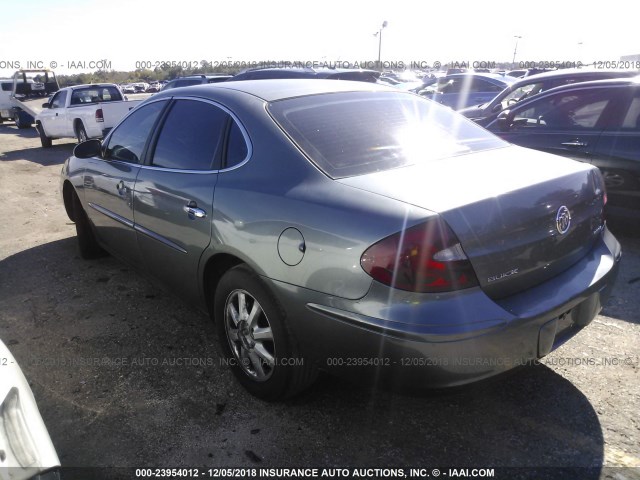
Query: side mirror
xmin=497 ymin=110 xmax=514 ymax=132
xmin=42 ymin=102 xmax=50 ymax=108
xmin=124 ymin=95 xmax=129 ymax=101
xmin=73 ymin=139 xmax=102 ymax=159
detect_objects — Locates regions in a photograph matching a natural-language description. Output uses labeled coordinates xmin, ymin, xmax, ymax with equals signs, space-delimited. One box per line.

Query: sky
xmin=1 ymin=0 xmax=638 ymax=76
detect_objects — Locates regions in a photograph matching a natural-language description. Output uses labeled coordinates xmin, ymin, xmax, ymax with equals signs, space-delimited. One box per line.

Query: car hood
xmin=0 ymin=339 xmax=60 ymax=478
xmin=338 ymin=145 xmax=606 ymax=299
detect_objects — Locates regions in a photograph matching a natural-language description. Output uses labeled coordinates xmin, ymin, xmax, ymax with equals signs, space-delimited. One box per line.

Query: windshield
xmin=269 ymin=91 xmax=507 ymax=179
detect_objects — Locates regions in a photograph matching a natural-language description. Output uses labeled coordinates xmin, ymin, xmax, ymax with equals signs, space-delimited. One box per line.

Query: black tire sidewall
xmin=214 ymin=265 xmax=294 ymax=400
xmin=76 ymin=123 xmax=87 ymax=143
xmin=72 ymin=191 xmax=104 ymax=259
xmin=38 ymin=123 xmax=52 ymax=148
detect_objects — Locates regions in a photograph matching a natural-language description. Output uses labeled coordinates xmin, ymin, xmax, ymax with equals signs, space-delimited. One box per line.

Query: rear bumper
xmin=265 ymin=226 xmax=621 ymax=388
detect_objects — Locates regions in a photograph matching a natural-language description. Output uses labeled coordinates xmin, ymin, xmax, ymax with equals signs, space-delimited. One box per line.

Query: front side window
xmin=104 ymin=101 xmax=166 ymax=164
xmin=151 ymin=100 xmax=228 ymax=170
xmin=512 ymin=89 xmax=614 ymax=130
xmin=50 ymin=91 xmax=67 ymax=108
xmin=269 ymin=91 xmax=506 ymax=179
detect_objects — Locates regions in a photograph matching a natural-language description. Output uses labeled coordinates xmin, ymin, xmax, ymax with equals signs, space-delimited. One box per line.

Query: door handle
xmin=116 ymin=180 xmax=126 ymax=195
xmin=561 ymin=141 xmax=588 ymax=148
xmin=184 ymin=201 xmax=206 ymax=219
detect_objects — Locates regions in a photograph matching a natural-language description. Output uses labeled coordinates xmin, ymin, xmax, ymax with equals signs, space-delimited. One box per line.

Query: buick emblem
xmin=556 ymin=206 xmax=571 ymax=235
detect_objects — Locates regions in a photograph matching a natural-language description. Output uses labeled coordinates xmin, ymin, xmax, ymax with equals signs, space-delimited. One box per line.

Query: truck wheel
xmin=14 ymin=111 xmax=33 ymax=129
xmin=37 ymin=123 xmax=52 ymax=148
xmin=76 ymin=123 xmax=88 ymax=143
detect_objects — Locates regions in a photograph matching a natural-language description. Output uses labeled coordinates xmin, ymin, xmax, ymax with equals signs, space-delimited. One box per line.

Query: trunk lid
xmin=338 ymin=145 xmax=606 ymax=299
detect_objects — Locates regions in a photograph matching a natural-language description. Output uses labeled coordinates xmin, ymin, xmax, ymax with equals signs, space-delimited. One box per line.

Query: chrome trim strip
xmin=134 ymin=224 xmax=187 ymax=254
xmin=88 ymin=203 xmax=134 ymax=228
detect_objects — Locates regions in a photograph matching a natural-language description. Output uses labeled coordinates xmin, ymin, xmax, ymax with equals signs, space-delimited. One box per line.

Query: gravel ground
xmin=0 ymin=123 xmax=638 ymax=480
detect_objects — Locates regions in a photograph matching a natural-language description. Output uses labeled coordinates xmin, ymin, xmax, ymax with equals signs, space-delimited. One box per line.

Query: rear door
xmin=133 ymin=98 xmax=248 ymax=301
xmin=492 ymin=86 xmax=626 ymax=164
xmin=83 ymin=99 xmax=167 ymax=266
xmin=591 ymin=87 xmax=640 ymax=210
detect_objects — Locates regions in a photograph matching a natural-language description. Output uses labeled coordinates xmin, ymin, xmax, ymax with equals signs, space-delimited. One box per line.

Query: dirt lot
xmin=0 ymin=123 xmax=639 ymax=480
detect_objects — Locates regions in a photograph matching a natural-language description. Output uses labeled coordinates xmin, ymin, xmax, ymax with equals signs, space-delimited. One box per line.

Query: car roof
xmin=507 ymin=75 xmax=640 ymax=104
xmin=153 ymin=78 xmax=396 ymax=102
xmin=511 ymin=68 xmax=638 ymax=86
xmin=444 ymin=72 xmax=517 ymax=84
xmin=66 ymin=83 xmax=118 ymax=89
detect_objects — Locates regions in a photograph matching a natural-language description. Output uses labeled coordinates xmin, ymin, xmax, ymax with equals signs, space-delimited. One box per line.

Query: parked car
xmin=61 ymin=79 xmax=620 ymax=399
xmin=35 ymin=83 xmax=141 ymax=147
xmin=161 ymin=74 xmax=233 ymax=91
xmin=0 ymin=338 xmax=61 ymax=479
xmin=485 ymin=77 xmax=640 ymax=220
xmin=121 ymin=84 xmax=135 ymax=94
xmin=146 ymin=82 xmax=161 ymax=93
xmin=460 ymin=69 xmax=639 ymax=125
xmin=417 ymin=73 xmax=517 ymax=110
xmin=227 ymin=67 xmax=380 ymax=83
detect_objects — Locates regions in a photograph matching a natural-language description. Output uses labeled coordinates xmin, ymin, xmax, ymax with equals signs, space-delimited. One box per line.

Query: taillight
xmin=95 ymin=108 xmax=104 ymax=122
xmin=360 ymin=217 xmax=479 ymax=293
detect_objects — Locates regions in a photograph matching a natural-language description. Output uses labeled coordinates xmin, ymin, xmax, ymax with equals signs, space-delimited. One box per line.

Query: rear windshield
xmin=268 ymin=91 xmax=507 ymax=178
xmin=70 ymin=86 xmax=123 ymax=105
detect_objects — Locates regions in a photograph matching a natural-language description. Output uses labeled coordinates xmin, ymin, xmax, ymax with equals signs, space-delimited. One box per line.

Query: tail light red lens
xmin=95 ymin=108 xmax=104 ymax=122
xmin=360 ymin=217 xmax=479 ymax=293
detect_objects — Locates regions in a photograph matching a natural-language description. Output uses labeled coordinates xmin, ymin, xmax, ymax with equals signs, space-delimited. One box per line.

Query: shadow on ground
xmin=0 ymin=238 xmax=605 ymax=479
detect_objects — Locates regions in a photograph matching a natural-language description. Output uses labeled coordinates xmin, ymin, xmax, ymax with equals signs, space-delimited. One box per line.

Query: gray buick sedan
xmin=60 ymin=80 xmax=621 ymax=399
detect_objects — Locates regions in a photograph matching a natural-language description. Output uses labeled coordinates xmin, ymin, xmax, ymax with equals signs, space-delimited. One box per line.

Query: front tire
xmin=214 ymin=265 xmax=316 ymax=400
xmin=37 ymin=123 xmax=52 ymax=148
xmin=72 ymin=191 xmax=106 ymax=259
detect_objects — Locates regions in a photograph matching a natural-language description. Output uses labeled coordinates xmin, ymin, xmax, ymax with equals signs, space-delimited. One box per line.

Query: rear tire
xmin=72 ymin=191 xmax=106 ymax=259
xmin=214 ymin=265 xmax=317 ymax=400
xmin=14 ymin=111 xmax=32 ymax=129
xmin=76 ymin=122 xmax=88 ymax=143
xmin=37 ymin=123 xmax=52 ymax=148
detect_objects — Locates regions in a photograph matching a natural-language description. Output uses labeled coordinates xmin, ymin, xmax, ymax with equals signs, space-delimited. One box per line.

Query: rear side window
xmin=621 ymin=95 xmax=640 ymax=130
xmin=104 ymin=101 xmax=166 ymax=164
xmin=224 ymin=121 xmax=249 ymax=168
xmin=1 ymin=82 xmax=11 ymax=92
xmin=151 ymin=100 xmax=228 ymax=170
xmin=269 ymin=91 xmax=506 ymax=178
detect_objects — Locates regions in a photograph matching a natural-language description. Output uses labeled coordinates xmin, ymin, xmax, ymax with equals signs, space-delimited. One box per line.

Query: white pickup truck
xmin=35 ymin=83 xmax=141 ymax=148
